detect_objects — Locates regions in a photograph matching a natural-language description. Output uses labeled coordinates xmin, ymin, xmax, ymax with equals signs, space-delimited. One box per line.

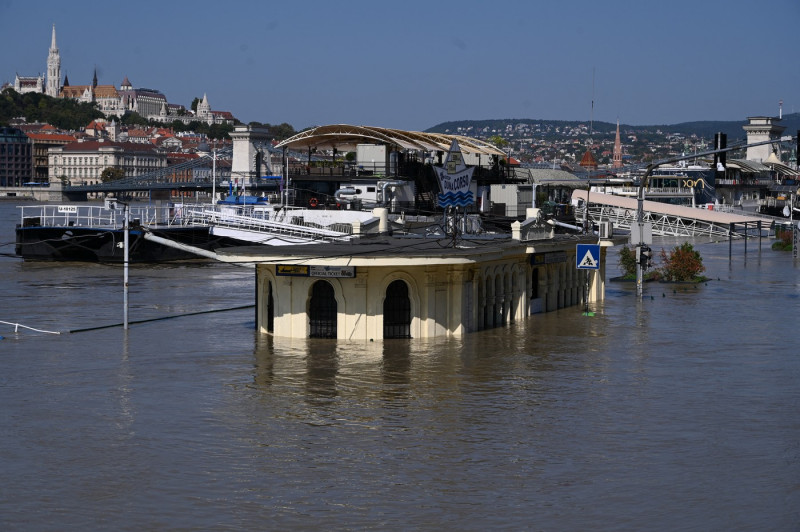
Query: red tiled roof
xmin=26 ymin=132 xmax=78 ymax=142
xmin=94 ymin=85 xmax=119 ymax=98
xmin=61 ymin=85 xmax=91 ymax=98
xmin=579 ymin=149 xmax=598 ymax=169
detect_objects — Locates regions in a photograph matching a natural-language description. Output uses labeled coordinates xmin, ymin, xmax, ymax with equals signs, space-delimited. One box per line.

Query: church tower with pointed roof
xmin=46 ymin=24 xmax=61 ymax=97
xmin=612 ymin=119 xmax=622 ymax=168
xmin=197 ymin=93 xmax=211 ymax=120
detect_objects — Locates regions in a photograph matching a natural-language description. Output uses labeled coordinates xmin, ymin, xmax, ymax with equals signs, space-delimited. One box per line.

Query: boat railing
xmin=17 ymin=204 xmax=194 ymax=230
xmin=179 ymin=204 xmax=351 ymax=241
xmin=589 ymin=186 xmax=694 ymax=197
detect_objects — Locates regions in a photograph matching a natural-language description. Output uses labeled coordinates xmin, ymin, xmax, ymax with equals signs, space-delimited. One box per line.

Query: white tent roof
xmin=275 ymin=124 xmax=506 ymax=157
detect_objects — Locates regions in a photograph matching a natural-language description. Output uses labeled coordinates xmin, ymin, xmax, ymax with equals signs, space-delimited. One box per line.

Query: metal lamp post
xmin=105 ymin=197 xmax=130 ymax=329
xmin=635 ymin=164 xmax=654 ymax=299
xmin=211 ymin=142 xmax=217 ymax=205
xmin=123 ymin=201 xmax=129 ymax=329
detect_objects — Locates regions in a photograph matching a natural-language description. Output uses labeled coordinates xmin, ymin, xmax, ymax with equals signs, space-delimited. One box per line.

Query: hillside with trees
xmin=427 ymin=114 xmax=800 ymax=143
xmin=0 ymin=89 xmax=105 ymax=130
xmin=0 ymin=88 xmax=297 ymax=142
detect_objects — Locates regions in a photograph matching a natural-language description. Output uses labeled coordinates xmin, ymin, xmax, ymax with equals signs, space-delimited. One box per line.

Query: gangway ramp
xmin=572 ymin=189 xmax=769 ymax=238
xmin=180 ymin=205 xmax=353 ymax=246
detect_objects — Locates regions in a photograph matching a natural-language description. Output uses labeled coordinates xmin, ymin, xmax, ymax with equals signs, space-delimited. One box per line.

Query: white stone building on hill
xmin=7 ymin=25 xmax=235 ymax=126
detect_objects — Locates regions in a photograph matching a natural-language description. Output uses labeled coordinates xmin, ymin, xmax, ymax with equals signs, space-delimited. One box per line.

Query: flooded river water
xmin=1 ymin=201 xmax=798 ymax=530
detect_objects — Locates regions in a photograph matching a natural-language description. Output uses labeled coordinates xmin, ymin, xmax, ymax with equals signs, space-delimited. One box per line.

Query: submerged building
xmin=213 ymin=215 xmax=611 ymax=340
xmin=199 ymin=124 xmax=614 ymax=340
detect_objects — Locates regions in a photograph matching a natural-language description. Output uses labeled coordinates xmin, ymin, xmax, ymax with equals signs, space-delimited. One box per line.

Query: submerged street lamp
xmin=105 ymin=197 xmax=130 ymax=329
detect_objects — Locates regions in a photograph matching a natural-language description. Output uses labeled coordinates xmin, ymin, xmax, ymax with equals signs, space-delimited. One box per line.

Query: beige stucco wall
xmin=255 ymin=244 xmax=605 ymax=340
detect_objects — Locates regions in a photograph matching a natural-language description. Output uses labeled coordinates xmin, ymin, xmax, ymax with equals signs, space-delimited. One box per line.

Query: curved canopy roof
xmin=726 ymin=158 xmax=771 ymax=173
xmin=275 ymin=124 xmax=506 ymax=157
xmin=727 ymin=158 xmax=798 ymax=177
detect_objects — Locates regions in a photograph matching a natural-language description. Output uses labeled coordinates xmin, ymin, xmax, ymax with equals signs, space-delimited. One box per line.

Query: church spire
xmin=612 ymin=118 xmax=623 ymax=168
xmin=92 ymin=67 xmax=98 ymax=88
xmin=46 ymin=24 xmax=61 ymax=97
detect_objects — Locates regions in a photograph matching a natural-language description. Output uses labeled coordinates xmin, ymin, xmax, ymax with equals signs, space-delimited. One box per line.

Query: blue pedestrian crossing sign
xmin=576 ymin=244 xmax=600 ymax=270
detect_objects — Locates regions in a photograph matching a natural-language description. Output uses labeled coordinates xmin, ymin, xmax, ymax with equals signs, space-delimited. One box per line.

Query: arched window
xmin=309 ymin=281 xmax=337 ymax=338
xmin=383 ymin=280 xmax=411 ymax=339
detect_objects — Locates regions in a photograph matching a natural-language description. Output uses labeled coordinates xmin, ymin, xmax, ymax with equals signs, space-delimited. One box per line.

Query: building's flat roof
xmin=216 ymin=233 xmax=592 ymax=266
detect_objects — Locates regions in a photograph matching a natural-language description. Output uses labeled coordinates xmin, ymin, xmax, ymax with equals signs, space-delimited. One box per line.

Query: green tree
xmin=617 ymin=245 xmax=637 ymax=278
xmin=191 ymin=97 xmax=200 ymax=112
xmin=208 ymin=123 xmax=234 ymax=140
xmin=247 ymin=121 xmax=296 ymax=141
xmin=771 ymin=229 xmax=793 ymax=251
xmin=100 ymin=167 xmax=125 ymax=182
xmin=658 ymin=242 xmax=706 ymax=282
xmin=0 ymin=88 xmax=104 ymax=129
xmin=488 ymin=135 xmax=509 ymax=150
xmin=120 ymin=111 xmax=149 ymax=126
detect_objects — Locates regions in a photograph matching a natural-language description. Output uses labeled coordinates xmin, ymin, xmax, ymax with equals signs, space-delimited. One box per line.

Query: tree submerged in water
xmin=617 ymin=245 xmax=637 ymax=279
xmin=771 ymin=229 xmax=793 ymax=251
xmin=658 ymin=242 xmax=706 ymax=282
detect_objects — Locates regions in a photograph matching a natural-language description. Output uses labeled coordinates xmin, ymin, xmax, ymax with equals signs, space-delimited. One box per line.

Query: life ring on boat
xmin=309 ymin=197 xmax=319 ymax=208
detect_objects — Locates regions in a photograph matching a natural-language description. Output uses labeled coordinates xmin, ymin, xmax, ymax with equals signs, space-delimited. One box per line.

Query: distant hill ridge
xmin=426 ymin=113 xmax=800 ymax=141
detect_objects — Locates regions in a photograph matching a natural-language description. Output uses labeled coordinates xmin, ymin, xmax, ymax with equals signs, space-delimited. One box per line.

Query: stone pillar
xmin=229 ymin=125 xmax=272 ymax=187
xmin=448 ymin=267 xmax=466 ymax=335
xmin=589 ymin=247 xmax=607 ymax=303
xmin=423 ymin=269 xmax=438 ymax=338
xmin=346 ymin=271 xmax=369 ymax=340
xmin=547 ymin=265 xmax=559 ymax=312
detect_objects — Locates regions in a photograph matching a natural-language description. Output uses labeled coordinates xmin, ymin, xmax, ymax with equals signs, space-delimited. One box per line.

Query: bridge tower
xmin=230 ymin=125 xmax=273 ymax=187
xmin=743 ymin=116 xmax=785 ymax=163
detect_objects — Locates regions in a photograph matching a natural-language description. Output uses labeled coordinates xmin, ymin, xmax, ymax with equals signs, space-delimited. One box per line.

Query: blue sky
xmin=2 ymin=0 xmax=798 ymax=131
